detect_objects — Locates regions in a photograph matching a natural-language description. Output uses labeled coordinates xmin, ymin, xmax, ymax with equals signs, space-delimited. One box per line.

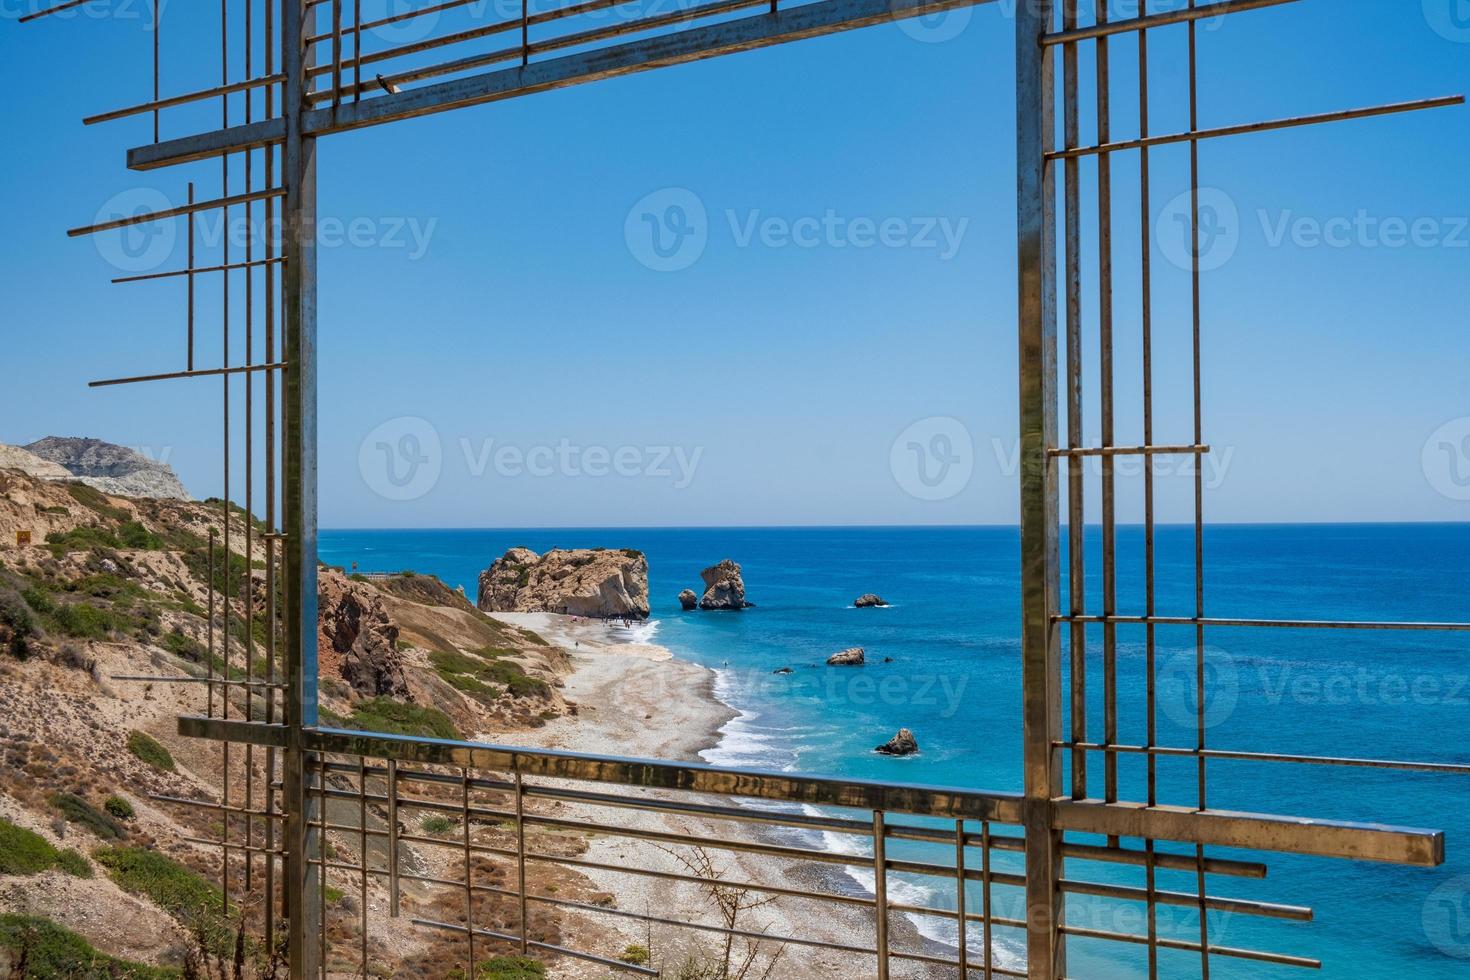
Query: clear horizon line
xmin=319 ymin=519 xmax=1470 ymax=532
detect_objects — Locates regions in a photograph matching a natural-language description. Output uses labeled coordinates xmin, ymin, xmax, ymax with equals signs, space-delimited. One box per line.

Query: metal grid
xmin=12 ymin=0 xmax=1466 ymax=977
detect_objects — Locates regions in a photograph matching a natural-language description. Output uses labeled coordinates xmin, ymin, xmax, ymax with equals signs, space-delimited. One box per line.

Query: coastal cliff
xmin=477 ymin=546 xmax=650 ymax=619
xmin=22 ymin=437 xmax=191 ymax=501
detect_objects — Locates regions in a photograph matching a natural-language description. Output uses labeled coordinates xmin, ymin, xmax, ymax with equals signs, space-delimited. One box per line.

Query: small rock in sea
xmin=678 ymin=589 xmax=699 ymax=611
xmin=854 ymin=593 xmax=888 ymax=608
xmin=883 ymin=657 xmax=894 ymax=663
xmin=826 ymin=647 xmax=865 ymax=667
xmin=875 ymin=728 xmax=919 ymax=756
xmin=773 ymin=667 xmax=793 ymax=675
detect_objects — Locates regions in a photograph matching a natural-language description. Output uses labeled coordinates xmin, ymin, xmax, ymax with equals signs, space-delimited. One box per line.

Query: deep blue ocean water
xmin=319 ymin=524 xmax=1470 ymax=979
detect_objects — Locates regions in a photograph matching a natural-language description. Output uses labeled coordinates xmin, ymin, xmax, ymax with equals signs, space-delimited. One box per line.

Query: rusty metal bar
xmin=1048 ymin=96 xmax=1464 ymax=160
xmin=1042 ymin=0 xmax=1302 ymax=45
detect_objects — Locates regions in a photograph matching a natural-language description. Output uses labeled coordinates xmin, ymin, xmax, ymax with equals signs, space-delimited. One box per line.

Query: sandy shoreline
xmin=490 ymin=611 xmax=736 ymax=762
xmin=487 ymin=612 xmax=950 ymax=980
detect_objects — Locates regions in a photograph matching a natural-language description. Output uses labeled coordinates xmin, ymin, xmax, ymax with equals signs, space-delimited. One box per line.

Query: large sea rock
xmin=699 ymin=558 xmax=752 ymax=610
xmin=678 ymin=589 xmax=699 ymax=611
xmin=478 ymin=547 xmax=650 ymax=620
xmin=23 ymin=436 xmax=191 ymax=500
xmin=854 ymin=593 xmax=889 ymax=608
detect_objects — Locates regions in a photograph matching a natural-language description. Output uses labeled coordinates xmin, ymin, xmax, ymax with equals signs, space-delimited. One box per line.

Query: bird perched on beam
xmin=376 ymin=73 xmax=401 ymax=95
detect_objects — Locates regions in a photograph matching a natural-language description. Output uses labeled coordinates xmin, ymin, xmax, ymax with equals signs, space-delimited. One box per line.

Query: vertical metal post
xmin=282 ymin=0 xmax=322 ymax=975
xmin=954 ymin=820 xmax=968 ymax=978
xmin=1016 ymin=2 xmax=1064 ymax=979
xmin=872 ymin=810 xmax=890 ymax=980
xmin=515 ymin=763 xmax=529 ymax=954
xmin=387 ymin=759 xmax=400 ymax=917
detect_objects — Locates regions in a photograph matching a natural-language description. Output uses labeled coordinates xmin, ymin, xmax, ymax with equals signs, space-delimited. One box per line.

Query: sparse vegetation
xmin=622 ymin=944 xmax=651 ymax=965
xmin=476 ymin=957 xmax=546 ymax=980
xmin=50 ymin=793 xmax=125 ymax=840
xmin=421 ymin=815 xmax=456 ymax=835
xmin=94 ymin=846 xmax=235 ymax=956
xmin=66 ymin=482 xmax=130 ymax=522
xmin=0 ymin=817 xmax=93 ymax=877
xmin=0 ymin=914 xmax=178 ymax=979
xmin=127 ymin=730 xmax=176 ymax=772
xmin=0 ymin=585 xmax=37 ymax=658
xmin=105 ymin=795 xmax=136 ymax=820
xmin=345 ymin=697 xmax=459 ymax=740
xmin=431 ymin=648 xmax=549 ymax=701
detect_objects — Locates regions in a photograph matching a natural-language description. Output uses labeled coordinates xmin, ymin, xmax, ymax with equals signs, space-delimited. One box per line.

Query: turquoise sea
xmin=319 ymin=524 xmax=1470 ymax=979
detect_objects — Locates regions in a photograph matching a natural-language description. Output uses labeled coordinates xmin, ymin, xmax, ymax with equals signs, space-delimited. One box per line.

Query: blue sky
xmin=0 ymin=1 xmax=1466 ymax=528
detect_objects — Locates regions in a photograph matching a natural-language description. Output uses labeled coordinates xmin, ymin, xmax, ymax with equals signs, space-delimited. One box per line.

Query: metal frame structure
xmin=15 ymin=0 xmax=1466 ymax=977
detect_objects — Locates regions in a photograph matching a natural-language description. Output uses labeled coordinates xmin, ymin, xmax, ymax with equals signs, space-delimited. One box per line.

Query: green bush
xmin=0 ymin=817 xmax=92 ymax=878
xmin=0 ymin=914 xmax=177 ymax=979
xmin=94 ymin=846 xmax=233 ymax=956
xmin=621 ymin=944 xmax=651 ymax=965
xmin=55 ymin=848 xmax=93 ymax=878
xmin=105 ymin=796 xmax=136 ymax=820
xmin=0 ymin=586 xmax=36 ymax=659
xmin=45 ymin=526 xmax=122 ymax=557
xmin=478 ymin=957 xmax=546 ymax=980
xmin=421 ymin=815 xmax=456 ymax=835
xmin=50 ymin=601 xmax=119 ymax=639
xmin=433 ymin=648 xmax=549 ymax=700
xmin=20 ymin=585 xmax=55 ymax=614
xmin=50 ymin=793 xmax=125 ymax=841
xmin=0 ymin=817 xmax=60 ymax=875
xmin=117 ymin=521 xmax=163 ymax=550
xmin=346 ymin=697 xmax=459 ymax=740
xmin=127 ymin=731 xmax=176 ymax=772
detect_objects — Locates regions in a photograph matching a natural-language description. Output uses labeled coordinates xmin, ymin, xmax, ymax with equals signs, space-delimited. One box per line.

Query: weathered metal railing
xmin=173 ymin=717 xmax=1443 ymax=977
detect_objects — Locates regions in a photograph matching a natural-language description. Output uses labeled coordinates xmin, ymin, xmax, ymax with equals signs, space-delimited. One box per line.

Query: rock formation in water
xmin=699 ymin=558 xmax=752 ymax=610
xmin=854 ymin=593 xmax=888 ymax=608
xmin=875 ymin=728 xmax=919 ymax=756
xmin=478 ymin=547 xmax=651 ymax=619
xmin=826 ymin=647 xmax=866 ymax=666
xmin=678 ymin=589 xmax=698 ymax=611
xmin=22 ymin=436 xmax=191 ymax=500
xmin=318 ymin=568 xmax=408 ymax=697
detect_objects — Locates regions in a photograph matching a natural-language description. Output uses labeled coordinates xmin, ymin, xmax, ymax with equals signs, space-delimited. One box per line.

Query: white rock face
xmin=22 ymin=436 xmax=191 ymax=500
xmin=0 ymin=444 xmax=73 ymax=481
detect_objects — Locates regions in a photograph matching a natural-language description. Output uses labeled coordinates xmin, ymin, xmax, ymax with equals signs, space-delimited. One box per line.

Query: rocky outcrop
xmin=854 ymin=594 xmax=888 ymax=608
xmin=0 ymin=444 xmax=73 ymax=481
xmin=23 ymin=436 xmax=191 ymax=500
xmin=875 ymin=728 xmax=919 ymax=756
xmin=678 ymin=589 xmax=698 ymax=611
xmin=478 ymin=547 xmax=650 ymax=619
xmin=826 ymin=647 xmax=865 ymax=666
xmin=318 ymin=568 xmax=408 ymax=697
xmin=699 ymin=559 xmax=751 ymax=610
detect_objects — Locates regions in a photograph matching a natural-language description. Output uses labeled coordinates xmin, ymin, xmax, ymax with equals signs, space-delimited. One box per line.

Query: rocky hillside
xmin=478 ymin=547 xmax=650 ymax=620
xmin=0 ymin=467 xmax=600 ymax=977
xmin=22 ymin=437 xmax=191 ymax=501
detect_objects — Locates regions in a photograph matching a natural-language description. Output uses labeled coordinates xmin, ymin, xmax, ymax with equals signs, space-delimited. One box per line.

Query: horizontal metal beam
xmin=180 ymin=717 xmax=1446 ymax=868
xmin=1040 ymin=0 xmax=1303 ymax=45
xmin=130 ymin=0 xmax=994 ymax=172
xmin=1053 ymin=799 xmax=1445 ymax=867
xmin=177 ymin=716 xmax=1023 ymax=822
